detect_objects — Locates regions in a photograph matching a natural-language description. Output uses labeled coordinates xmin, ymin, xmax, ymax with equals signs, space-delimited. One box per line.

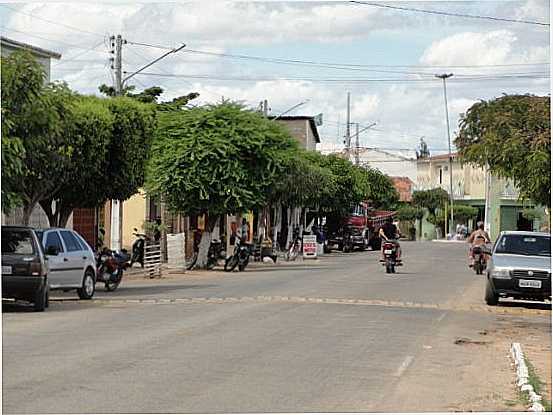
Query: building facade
xmin=416 ymin=153 xmax=538 ymax=240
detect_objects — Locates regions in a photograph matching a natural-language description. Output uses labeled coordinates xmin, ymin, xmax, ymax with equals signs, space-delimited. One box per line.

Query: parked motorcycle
xmin=96 ymin=248 xmax=130 ymax=291
xmin=284 ymin=226 xmax=302 ymax=261
xmin=381 ymin=240 xmax=399 ymax=274
xmin=130 ymin=228 xmax=148 ymax=268
xmin=224 ymin=238 xmax=251 ymax=272
xmin=187 ymin=238 xmax=226 ymax=270
xmin=471 ymin=244 xmax=488 ymax=275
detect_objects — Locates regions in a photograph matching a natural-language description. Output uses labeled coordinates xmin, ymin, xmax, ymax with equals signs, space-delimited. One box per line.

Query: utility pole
xmin=345 ymin=92 xmax=351 ymax=157
xmin=435 ymin=73 xmax=454 ymax=235
xmin=109 ymin=34 xmax=185 ymax=256
xmin=263 ymin=99 xmax=269 ymax=117
xmin=355 ymin=122 xmax=360 ymax=166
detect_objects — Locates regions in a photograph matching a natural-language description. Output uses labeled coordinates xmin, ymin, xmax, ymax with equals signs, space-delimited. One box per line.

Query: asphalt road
xmin=3 ymin=241 xmax=551 ymax=413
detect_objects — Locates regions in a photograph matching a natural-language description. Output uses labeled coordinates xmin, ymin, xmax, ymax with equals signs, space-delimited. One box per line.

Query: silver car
xmin=485 ymin=231 xmax=551 ymax=305
xmin=36 ymin=228 xmax=97 ymax=300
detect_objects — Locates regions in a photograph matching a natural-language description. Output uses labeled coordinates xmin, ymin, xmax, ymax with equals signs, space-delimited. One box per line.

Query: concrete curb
xmin=511 ymin=342 xmax=545 ymax=412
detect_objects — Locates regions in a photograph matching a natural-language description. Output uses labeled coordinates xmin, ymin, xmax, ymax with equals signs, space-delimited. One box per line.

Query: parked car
xmin=1 ymin=226 xmax=49 ymax=311
xmin=485 ymin=231 xmax=551 ymax=306
xmin=35 ymin=228 xmax=97 ymax=300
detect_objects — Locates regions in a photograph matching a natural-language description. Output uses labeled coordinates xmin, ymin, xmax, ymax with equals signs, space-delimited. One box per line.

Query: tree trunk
xmin=58 ymin=205 xmax=73 ymax=228
xmin=195 ymin=214 xmax=218 ymax=269
xmin=39 ymin=199 xmax=58 ymax=227
xmin=21 ymin=202 xmax=35 ymax=226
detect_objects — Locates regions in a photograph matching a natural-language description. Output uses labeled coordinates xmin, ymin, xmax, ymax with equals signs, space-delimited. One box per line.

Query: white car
xmin=36 ymin=228 xmax=97 ymax=299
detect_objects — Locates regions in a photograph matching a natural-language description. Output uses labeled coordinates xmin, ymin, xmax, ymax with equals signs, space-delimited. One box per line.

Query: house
xmin=272 ymin=116 xmax=321 ymax=150
xmin=416 ymin=153 xmax=540 ymax=240
xmin=1 ymin=37 xmax=63 ymax=229
xmin=390 ymin=177 xmax=414 ymax=202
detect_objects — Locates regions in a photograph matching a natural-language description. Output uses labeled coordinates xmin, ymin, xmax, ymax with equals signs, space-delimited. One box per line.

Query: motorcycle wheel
xmin=105 ymin=271 xmax=121 ymax=292
xmin=186 ymin=252 xmax=198 ymax=270
xmin=206 ymin=257 xmax=217 ymax=270
xmin=385 ymin=263 xmax=392 ymax=274
xmin=238 ymin=257 xmax=249 ymax=272
xmin=224 ymin=255 xmax=239 ymax=272
xmin=289 ymin=246 xmax=299 ymax=261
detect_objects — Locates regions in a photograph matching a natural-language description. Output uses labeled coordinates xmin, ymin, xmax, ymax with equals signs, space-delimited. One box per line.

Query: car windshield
xmin=495 ymin=234 xmax=551 ymax=257
xmin=1 ymin=229 xmax=36 ymax=255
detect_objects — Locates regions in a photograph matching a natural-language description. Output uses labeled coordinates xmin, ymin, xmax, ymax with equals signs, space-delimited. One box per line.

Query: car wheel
xmin=485 ymin=280 xmax=499 ymax=306
xmin=77 ymin=268 xmax=96 ymax=300
xmin=33 ymin=282 xmax=48 ymax=312
xmin=45 ymin=281 xmax=49 ymax=308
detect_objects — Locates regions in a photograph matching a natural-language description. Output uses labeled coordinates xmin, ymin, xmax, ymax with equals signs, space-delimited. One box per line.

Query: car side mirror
xmin=45 ymin=245 xmax=59 ymax=256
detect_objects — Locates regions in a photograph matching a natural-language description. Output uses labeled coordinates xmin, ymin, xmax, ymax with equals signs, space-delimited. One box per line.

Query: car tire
xmin=485 ymin=280 xmax=499 ymax=306
xmin=33 ymin=282 xmax=48 ymax=312
xmin=77 ymin=268 xmax=96 ymax=300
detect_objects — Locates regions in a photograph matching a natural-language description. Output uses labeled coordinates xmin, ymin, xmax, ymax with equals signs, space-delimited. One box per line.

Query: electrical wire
xmin=350 ymin=1 xmax=550 ymax=27
xmin=126 ymin=40 xmax=549 ymax=71
xmin=129 ymin=71 xmax=550 ymax=84
xmin=0 ymin=4 xmax=106 ymax=37
xmin=52 ymin=39 xmax=108 ymax=67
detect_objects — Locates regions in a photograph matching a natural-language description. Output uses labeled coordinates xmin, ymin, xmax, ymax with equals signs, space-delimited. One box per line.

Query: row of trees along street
xmin=2 ymin=51 xmax=399 ymax=268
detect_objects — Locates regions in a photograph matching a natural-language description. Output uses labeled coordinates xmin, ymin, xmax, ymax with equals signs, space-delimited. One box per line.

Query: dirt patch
xmin=454 ymin=337 xmax=490 ymax=346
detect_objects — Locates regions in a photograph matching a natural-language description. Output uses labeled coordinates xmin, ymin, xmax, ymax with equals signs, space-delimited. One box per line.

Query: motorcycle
xmin=471 ymin=244 xmax=489 ymax=275
xmin=284 ymin=226 xmax=302 ymax=261
xmin=224 ymin=238 xmax=251 ymax=272
xmin=130 ymin=228 xmax=149 ymax=268
xmin=381 ymin=240 xmax=400 ymax=274
xmin=186 ymin=238 xmax=226 ymax=270
xmin=96 ymin=248 xmax=130 ymax=291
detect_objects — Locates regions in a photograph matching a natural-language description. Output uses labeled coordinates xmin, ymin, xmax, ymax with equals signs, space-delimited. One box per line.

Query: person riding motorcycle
xmin=467 ymin=221 xmax=491 ymax=267
xmin=379 ymin=217 xmax=402 ymax=262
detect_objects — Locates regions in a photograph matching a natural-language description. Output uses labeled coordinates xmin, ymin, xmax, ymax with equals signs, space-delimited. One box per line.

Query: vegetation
xmin=363 ymin=167 xmax=399 ymax=209
xmin=452 ymin=205 xmax=478 ymax=221
xmin=412 ymin=188 xmax=449 ymax=218
xmin=456 ymin=94 xmax=550 ymax=207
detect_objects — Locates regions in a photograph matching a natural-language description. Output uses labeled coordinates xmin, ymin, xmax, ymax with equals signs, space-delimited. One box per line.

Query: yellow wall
xmin=122 ymin=190 xmax=147 ymax=250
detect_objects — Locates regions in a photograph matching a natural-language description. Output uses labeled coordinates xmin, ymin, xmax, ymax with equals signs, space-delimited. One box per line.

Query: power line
xmin=52 ymin=39 xmax=108 ymax=67
xmin=350 ymin=1 xmax=550 ymax=27
xmin=1 ymin=26 xmax=108 ymax=54
xmin=0 ymin=4 xmax=106 ymax=37
xmin=130 ymin=71 xmax=549 ymax=84
xmin=126 ymin=40 xmax=549 ymax=71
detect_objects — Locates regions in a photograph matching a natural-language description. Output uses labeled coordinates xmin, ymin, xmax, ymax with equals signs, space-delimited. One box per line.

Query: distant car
xmin=2 ymin=226 xmax=49 ymax=311
xmin=35 ymin=228 xmax=97 ymax=300
xmin=485 ymin=231 xmax=551 ymax=306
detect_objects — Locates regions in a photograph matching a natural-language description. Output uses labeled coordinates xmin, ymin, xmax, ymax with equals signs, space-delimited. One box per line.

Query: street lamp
xmin=435 ymin=73 xmax=454 ymax=235
xmin=272 ymin=99 xmax=310 ymax=121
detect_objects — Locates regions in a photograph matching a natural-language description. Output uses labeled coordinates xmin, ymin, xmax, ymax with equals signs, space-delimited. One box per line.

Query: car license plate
xmin=2 ymin=265 xmax=12 ymax=275
xmin=384 ymin=249 xmax=393 ymax=254
xmin=519 ymin=279 xmax=541 ymax=288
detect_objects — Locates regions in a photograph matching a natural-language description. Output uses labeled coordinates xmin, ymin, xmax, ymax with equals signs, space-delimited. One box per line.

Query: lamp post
xmin=435 ymin=73 xmax=454 ymax=235
xmin=271 ymin=99 xmax=310 ymax=121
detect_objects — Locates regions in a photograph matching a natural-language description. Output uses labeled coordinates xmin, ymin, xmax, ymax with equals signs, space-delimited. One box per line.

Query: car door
xmin=59 ymin=230 xmax=86 ymax=287
xmin=43 ymin=230 xmax=69 ymax=288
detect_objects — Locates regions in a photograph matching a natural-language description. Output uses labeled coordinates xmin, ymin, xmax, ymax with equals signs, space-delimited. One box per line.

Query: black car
xmin=2 ymin=226 xmax=49 ymax=311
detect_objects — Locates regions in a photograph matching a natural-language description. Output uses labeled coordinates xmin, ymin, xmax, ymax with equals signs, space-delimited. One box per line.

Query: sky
xmin=0 ymin=1 xmax=550 ymax=156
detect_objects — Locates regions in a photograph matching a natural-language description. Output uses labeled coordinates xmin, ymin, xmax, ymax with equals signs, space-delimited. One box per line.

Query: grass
xmin=524 ymin=357 xmax=552 ymax=412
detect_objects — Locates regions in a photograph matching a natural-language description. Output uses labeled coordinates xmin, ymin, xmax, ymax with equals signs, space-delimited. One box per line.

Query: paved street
xmin=3 ymin=241 xmax=551 ymax=413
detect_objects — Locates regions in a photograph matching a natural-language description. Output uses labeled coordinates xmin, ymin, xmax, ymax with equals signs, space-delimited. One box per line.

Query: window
xmin=45 ymin=231 xmax=64 ymax=253
xmin=439 ymin=168 xmax=443 ymax=185
xmin=1 ymin=229 xmax=35 ymax=255
xmin=495 ymin=234 xmax=550 ymax=257
xmin=60 ymin=231 xmax=81 ymax=252
xmin=74 ymin=232 xmax=91 ymax=251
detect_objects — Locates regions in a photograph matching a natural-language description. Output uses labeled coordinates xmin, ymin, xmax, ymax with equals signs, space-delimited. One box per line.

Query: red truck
xmin=324 ymin=203 xmax=395 ymax=252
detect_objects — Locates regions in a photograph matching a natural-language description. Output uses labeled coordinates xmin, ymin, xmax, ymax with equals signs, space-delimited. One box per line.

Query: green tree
xmin=38 ymin=96 xmax=114 ymax=226
xmin=412 ymin=188 xmax=449 ymax=217
xmin=99 ymin=83 xmax=199 ymax=108
xmin=456 ymin=94 xmax=550 ymax=207
xmin=1 ymin=50 xmax=46 ymax=213
xmin=146 ymin=102 xmax=297 ymax=268
xmin=452 ymin=205 xmax=478 ymax=222
xmin=362 ymin=167 xmax=399 ymax=209
xmin=1 ymin=50 xmax=77 ymax=223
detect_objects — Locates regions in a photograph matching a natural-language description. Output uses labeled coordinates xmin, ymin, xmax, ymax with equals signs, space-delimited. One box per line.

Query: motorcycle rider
xmin=379 ymin=217 xmax=402 ymax=262
xmin=467 ymin=221 xmax=491 ymax=267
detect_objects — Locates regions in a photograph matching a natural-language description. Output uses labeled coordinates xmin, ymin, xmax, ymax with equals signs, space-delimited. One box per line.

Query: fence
xmin=144 ymin=243 xmax=162 ymax=278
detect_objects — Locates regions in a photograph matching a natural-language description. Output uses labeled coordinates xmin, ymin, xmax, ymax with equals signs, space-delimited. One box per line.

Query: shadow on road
xmin=498 ymin=300 xmax=551 ymax=311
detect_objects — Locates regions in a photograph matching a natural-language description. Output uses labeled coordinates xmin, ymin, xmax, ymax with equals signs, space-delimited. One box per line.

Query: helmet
xmin=477 ymin=221 xmax=484 ymax=229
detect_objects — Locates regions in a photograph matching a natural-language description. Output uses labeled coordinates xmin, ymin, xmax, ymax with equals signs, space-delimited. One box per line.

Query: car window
xmin=45 ymin=231 xmax=65 ymax=253
xmin=1 ymin=229 xmax=36 ymax=255
xmin=73 ymin=232 xmax=91 ymax=252
xmin=60 ymin=231 xmax=82 ymax=252
xmin=495 ymin=234 xmax=551 ymax=257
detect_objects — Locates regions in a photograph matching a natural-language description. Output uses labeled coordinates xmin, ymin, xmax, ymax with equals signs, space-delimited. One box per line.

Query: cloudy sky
xmin=1 ymin=1 xmax=550 ymax=155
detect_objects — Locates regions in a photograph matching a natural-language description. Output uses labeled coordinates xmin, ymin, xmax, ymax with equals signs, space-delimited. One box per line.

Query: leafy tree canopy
xmin=396 ymin=205 xmax=424 ymax=222
xmin=99 ymin=83 xmax=199 ymax=108
xmin=412 ymin=188 xmax=449 ymax=216
xmin=452 ymin=204 xmax=478 ymax=221
xmin=146 ymin=102 xmax=298 ymax=222
xmin=456 ymin=94 xmax=550 ymax=207
xmin=362 ymin=167 xmax=399 ymax=209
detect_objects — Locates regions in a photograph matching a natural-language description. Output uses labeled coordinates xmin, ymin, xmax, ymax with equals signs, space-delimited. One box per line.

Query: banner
xmin=302 ymin=235 xmax=317 ymax=259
